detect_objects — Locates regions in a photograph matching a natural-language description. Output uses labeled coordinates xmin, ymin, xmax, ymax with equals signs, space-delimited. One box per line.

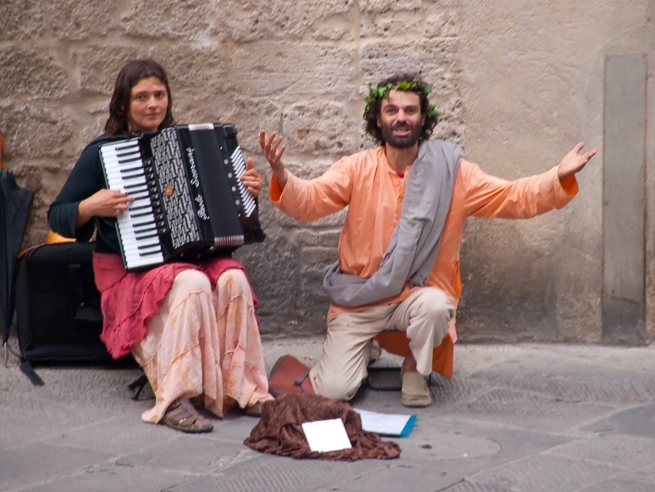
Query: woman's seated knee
xmin=173 ymin=269 xmax=212 ymax=294
xmin=216 ymin=268 xmax=250 ymax=293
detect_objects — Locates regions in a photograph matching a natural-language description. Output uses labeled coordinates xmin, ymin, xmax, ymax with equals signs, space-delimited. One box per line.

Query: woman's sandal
xmin=161 ymin=398 xmax=214 ymax=433
xmin=243 ymin=400 xmax=264 ymax=417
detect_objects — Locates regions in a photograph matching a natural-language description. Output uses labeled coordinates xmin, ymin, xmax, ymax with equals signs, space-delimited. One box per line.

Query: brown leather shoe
xmin=161 ymin=398 xmax=214 ymax=433
xmin=401 ymin=371 xmax=431 ymax=407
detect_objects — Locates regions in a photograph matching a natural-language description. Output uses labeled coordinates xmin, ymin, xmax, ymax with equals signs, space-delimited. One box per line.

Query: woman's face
xmin=127 ymin=76 xmax=169 ymax=134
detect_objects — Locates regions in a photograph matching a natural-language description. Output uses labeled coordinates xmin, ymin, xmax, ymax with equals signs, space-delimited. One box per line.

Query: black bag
xmin=15 ymin=242 xmax=111 ymax=365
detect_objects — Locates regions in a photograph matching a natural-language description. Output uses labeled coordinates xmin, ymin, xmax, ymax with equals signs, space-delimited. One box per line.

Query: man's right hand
xmin=259 ymin=130 xmax=288 ymax=188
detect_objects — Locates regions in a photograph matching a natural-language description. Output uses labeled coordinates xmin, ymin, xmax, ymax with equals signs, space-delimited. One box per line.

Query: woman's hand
xmin=76 ymin=189 xmax=134 ymax=228
xmin=240 ymin=157 xmax=263 ymax=198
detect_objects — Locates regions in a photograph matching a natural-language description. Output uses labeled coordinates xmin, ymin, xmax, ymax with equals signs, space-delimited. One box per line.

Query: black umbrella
xmin=0 ymin=129 xmax=35 ymax=364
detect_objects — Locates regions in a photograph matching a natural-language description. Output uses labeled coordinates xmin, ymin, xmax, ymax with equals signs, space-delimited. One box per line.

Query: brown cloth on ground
xmin=243 ymin=393 xmax=401 ymax=461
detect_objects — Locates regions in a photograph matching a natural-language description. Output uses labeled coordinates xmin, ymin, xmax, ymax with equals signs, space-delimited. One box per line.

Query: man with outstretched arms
xmin=260 ymin=75 xmax=596 ymax=407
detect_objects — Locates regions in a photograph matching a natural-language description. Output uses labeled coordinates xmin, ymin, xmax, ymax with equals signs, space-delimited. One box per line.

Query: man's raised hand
xmin=259 ymin=130 xmax=288 ymax=186
xmin=557 ymin=142 xmax=597 ymax=182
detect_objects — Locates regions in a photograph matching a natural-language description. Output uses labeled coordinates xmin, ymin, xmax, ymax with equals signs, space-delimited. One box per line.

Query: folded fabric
xmin=243 ymin=393 xmax=401 ymax=461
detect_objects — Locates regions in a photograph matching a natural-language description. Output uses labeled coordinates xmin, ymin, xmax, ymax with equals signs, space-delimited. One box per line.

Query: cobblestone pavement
xmin=2 ymin=338 xmax=655 ymax=492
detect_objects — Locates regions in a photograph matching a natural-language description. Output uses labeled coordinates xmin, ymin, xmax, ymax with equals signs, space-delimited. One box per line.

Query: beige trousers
xmin=309 ymin=287 xmax=455 ymax=401
xmin=130 ymin=268 xmax=269 ymax=423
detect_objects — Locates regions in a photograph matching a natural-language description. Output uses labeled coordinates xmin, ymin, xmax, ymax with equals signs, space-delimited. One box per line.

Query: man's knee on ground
xmin=313 ymin=375 xmax=362 ymax=401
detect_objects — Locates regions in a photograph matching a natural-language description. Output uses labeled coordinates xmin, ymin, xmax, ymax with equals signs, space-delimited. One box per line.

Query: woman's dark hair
xmin=363 ymin=74 xmax=439 ymax=146
xmin=104 ymin=59 xmax=175 ymax=136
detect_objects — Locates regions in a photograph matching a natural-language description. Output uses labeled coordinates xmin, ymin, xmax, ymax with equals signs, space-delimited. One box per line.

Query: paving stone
xmin=167 ymin=455 xmax=378 ymax=492
xmin=333 ymin=464 xmax=463 ymax=492
xmin=448 ymin=387 xmax=617 ymax=433
xmin=385 ymin=428 xmax=500 ymax=461
xmin=42 ymin=415 xmax=174 ymax=456
xmin=115 ymin=433 xmax=251 ymax=473
xmin=582 ymin=402 xmax=655 ymax=439
xmin=0 ymin=399 xmax=119 ymax=449
xmin=547 ymin=433 xmax=655 ymax=471
xmin=0 ymin=442 xmax=112 ymax=491
xmin=206 ymin=413 xmax=261 ymax=442
xmin=470 ymin=454 xmax=622 ymax=492
xmin=442 ymin=481 xmax=517 ymax=492
xmin=578 ymin=475 xmax=655 ymax=492
xmin=17 ymin=463 xmax=191 ymax=492
xmin=471 ymin=360 xmax=655 ymax=404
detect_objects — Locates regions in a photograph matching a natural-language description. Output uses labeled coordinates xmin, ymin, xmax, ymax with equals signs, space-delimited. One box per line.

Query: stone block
xmin=360 ymin=38 xmax=460 ymax=97
xmin=301 ymin=246 xmax=338 ymax=270
xmin=359 ymin=0 xmax=422 ymax=13
xmin=226 ymin=42 xmax=358 ymax=97
xmin=0 ymin=0 xmax=45 ymax=40
xmin=423 ymin=11 xmax=458 ymax=38
xmin=0 ymin=49 xmax=69 ymax=99
xmin=294 ymin=229 xmax=341 ymax=247
xmin=213 ymin=0 xmax=355 ymax=42
xmin=47 ymin=0 xmax=116 ymax=41
xmin=77 ymin=107 xmax=112 ymax=148
xmin=283 ymin=101 xmax=361 ymax=157
xmin=74 ymin=45 xmax=140 ymax=96
xmin=174 ymin=93 xmax=283 ymax=156
xmin=312 ymin=16 xmax=356 ymax=42
xmin=120 ymin=0 xmax=212 ymax=39
xmin=149 ymin=45 xmax=230 ymax=93
xmin=0 ymin=104 xmax=74 ymax=159
xmin=360 ymin=11 xmax=424 ymax=38
xmin=234 ymin=235 xmax=301 ymax=328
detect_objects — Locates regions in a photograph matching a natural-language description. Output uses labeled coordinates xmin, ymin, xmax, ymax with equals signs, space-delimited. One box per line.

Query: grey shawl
xmin=323 ymin=139 xmax=461 ymax=307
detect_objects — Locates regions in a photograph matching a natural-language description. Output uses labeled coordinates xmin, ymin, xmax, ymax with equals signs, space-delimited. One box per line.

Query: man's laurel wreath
xmin=363 ymin=78 xmax=442 ymax=120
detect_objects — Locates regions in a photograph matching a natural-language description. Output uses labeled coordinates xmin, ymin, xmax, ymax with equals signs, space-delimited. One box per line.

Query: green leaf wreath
xmin=363 ymin=78 xmax=442 ymax=120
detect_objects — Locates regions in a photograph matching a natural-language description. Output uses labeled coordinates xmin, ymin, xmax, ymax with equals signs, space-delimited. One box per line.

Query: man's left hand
xmin=240 ymin=157 xmax=263 ymax=198
xmin=558 ymin=142 xmax=597 ymax=182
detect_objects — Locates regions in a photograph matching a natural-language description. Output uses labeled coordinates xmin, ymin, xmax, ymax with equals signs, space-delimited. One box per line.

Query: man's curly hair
xmin=363 ymin=74 xmax=440 ymax=146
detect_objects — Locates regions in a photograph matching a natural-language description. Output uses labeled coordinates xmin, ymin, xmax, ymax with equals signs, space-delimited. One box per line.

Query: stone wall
xmin=2 ymin=0 xmax=653 ymax=343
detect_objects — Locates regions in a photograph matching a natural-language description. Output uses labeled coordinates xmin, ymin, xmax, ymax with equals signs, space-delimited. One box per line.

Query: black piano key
xmin=130 ymin=211 xmax=153 ymax=218
xmin=117 ymin=156 xmax=143 ymax=164
xmin=140 ymin=249 xmax=163 ymax=257
xmin=135 ymin=232 xmax=159 ymax=240
xmin=120 ymin=166 xmax=143 ymax=174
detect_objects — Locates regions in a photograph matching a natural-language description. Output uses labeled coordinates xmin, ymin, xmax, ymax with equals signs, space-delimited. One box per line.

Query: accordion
xmin=99 ymin=123 xmax=265 ymax=272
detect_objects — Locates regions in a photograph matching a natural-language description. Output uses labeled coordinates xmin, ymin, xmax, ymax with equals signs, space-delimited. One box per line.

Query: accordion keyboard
xmin=100 ymin=140 xmax=165 ymax=270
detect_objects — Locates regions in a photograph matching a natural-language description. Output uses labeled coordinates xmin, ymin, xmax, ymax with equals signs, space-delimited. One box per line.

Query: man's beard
xmin=380 ymin=121 xmax=422 ymax=149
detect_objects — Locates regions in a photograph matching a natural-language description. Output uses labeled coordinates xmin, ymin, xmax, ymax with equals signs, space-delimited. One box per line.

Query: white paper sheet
xmin=301 ymin=418 xmax=352 ymax=453
xmin=354 ymin=408 xmax=417 ymax=437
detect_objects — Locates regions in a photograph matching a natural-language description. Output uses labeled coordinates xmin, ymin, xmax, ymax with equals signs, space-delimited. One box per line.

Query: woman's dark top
xmin=47 ymin=135 xmax=128 ymax=254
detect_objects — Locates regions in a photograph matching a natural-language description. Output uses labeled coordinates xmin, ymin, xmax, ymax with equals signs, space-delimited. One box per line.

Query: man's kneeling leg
xmin=309 ymin=306 xmax=393 ymax=400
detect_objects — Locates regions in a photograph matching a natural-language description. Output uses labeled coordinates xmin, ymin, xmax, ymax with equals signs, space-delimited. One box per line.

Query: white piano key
xmin=125 ymin=254 xmax=164 ymax=270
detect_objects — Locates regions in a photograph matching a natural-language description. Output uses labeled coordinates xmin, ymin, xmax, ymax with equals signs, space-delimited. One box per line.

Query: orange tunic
xmin=270 ymin=146 xmax=578 ymax=375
